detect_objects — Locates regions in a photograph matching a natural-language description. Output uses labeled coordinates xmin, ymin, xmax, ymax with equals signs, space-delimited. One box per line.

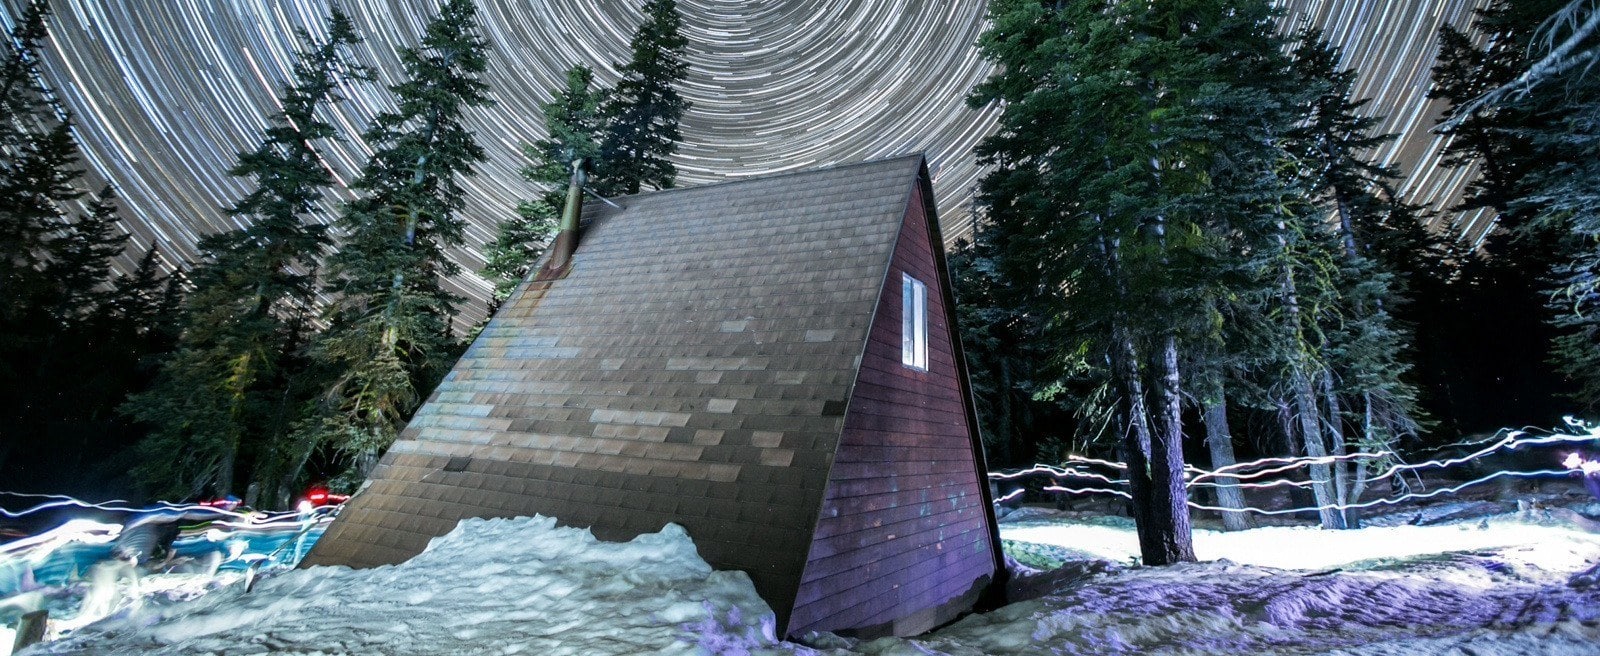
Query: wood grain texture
xmin=789 ymin=182 xmax=996 ymax=637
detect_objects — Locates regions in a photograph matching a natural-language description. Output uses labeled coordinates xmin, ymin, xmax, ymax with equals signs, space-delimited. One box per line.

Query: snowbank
xmin=878 ymin=546 xmax=1600 ymax=655
xmin=23 ymin=510 xmax=1600 ymax=655
xmin=29 ymin=516 xmax=781 ymax=655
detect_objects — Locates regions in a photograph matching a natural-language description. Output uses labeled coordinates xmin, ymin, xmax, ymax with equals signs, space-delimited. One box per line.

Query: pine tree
xmin=124 ymin=11 xmax=362 ymax=502
xmin=596 ymin=0 xmax=689 ymax=196
xmin=1289 ymin=30 xmax=1399 ymax=255
xmin=480 ymin=200 xmax=556 ymax=305
xmin=44 ymin=186 xmax=129 ymax=323
xmin=481 ymin=66 xmax=603 ymax=305
xmin=972 ymin=0 xmax=1303 ymax=563
xmin=313 ymin=0 xmax=492 ymax=484
xmin=1539 ymin=101 xmax=1600 ymax=407
xmin=1506 ymin=0 xmax=1600 ymax=409
xmin=1432 ymin=0 xmax=1565 ymax=226
xmin=0 ymin=0 xmax=84 ymax=326
xmin=947 ymin=218 xmax=1062 ymax=469
xmin=487 ymin=1 xmax=690 ymax=301
xmin=527 ymin=65 xmax=607 ymax=189
xmin=0 ymin=1 xmax=118 ymax=479
xmin=1285 ymin=31 xmax=1424 ymax=528
xmin=1429 ymin=0 xmax=1585 ymax=426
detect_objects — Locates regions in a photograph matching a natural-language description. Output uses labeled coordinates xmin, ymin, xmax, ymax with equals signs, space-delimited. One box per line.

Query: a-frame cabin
xmin=303 ymin=155 xmax=1004 ymax=638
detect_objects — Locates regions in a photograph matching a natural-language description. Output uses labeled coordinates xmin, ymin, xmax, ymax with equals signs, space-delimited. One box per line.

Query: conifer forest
xmin=2 ymin=0 xmax=1600 ymax=653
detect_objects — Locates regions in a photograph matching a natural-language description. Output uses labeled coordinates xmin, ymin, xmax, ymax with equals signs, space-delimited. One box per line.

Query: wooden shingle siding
xmin=302 ymin=156 xmax=999 ymax=638
xmin=789 ymin=183 xmax=996 ymax=637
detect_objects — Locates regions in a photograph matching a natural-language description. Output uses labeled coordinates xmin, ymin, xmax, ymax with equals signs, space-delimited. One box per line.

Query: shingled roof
xmin=303 ymin=154 xmax=1003 ymax=638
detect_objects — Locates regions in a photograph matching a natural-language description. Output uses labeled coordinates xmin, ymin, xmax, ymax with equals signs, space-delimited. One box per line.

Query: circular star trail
xmin=13 ymin=0 xmax=1489 ymax=313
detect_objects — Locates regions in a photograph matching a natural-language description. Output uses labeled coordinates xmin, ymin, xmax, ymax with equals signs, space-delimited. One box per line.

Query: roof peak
xmin=593 ymin=153 xmax=926 ymax=206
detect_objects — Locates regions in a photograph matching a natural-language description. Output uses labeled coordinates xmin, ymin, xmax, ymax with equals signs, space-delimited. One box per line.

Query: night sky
xmin=8 ymin=0 xmax=1488 ymax=313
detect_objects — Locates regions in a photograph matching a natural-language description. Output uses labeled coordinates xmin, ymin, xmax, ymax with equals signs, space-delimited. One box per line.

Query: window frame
xmin=901 ymin=273 xmax=928 ymax=371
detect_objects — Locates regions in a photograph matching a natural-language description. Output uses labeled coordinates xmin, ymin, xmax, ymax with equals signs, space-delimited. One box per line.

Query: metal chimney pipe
xmin=536 ymin=158 xmax=585 ymax=281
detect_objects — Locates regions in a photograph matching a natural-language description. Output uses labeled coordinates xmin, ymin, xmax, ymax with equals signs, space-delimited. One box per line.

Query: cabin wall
xmin=789 ymin=183 xmax=996 ymax=637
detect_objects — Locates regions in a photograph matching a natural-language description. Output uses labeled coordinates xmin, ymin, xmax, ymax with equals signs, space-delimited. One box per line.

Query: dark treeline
xmin=0 ymin=0 xmax=691 ymax=509
xmin=0 ymin=0 xmax=183 ymax=502
xmin=958 ymin=0 xmax=1600 ymax=563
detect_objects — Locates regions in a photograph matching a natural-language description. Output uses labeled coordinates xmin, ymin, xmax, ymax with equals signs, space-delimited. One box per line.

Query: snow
xmin=1000 ymin=510 xmax=1596 ymax=570
xmin=24 ymin=516 xmax=777 ymax=655
xmin=884 ymin=552 xmax=1600 ymax=656
xmin=13 ymin=507 xmax=1600 ymax=655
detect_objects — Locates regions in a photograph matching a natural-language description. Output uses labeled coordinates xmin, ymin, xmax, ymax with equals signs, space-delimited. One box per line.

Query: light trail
xmin=988 ymin=464 xmax=1122 ymax=486
xmin=1031 ymin=469 xmax=1574 ymax=516
xmin=0 ymin=491 xmax=337 ymax=534
xmin=992 ymin=421 xmax=1600 ymax=516
xmin=1192 ymin=451 xmax=1392 ymax=482
xmin=4 ymin=0 xmax=1494 ymax=325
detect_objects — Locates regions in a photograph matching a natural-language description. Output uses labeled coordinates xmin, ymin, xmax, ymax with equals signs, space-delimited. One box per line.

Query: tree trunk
xmin=1277 ymin=223 xmax=1345 ymax=530
xmin=218 ymin=351 xmax=257 ymax=498
xmin=216 ymin=447 xmax=236 ymax=499
xmin=1146 ymin=333 xmax=1196 ymax=563
xmin=1322 ymin=376 xmax=1355 ymax=528
xmin=353 ymin=449 xmax=379 ymax=482
xmin=996 ymin=356 xmax=1015 ymax=466
xmin=1203 ymin=396 xmax=1255 ymax=531
xmin=1112 ymin=328 xmax=1160 ymax=562
xmin=1294 ymin=370 xmax=1346 ymax=529
xmin=1335 ymin=192 xmax=1359 ymax=259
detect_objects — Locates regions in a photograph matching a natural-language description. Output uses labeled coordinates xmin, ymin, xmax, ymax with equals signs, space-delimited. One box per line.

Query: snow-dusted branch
xmin=1442 ymin=0 xmax=1600 ymax=128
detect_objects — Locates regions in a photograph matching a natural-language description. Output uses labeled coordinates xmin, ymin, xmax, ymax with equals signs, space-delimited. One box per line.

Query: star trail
xmin=8 ymin=0 xmax=1489 ymax=312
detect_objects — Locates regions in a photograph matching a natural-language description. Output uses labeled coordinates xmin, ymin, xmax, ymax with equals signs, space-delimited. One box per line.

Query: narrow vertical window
xmin=902 ymin=273 xmax=928 ymax=370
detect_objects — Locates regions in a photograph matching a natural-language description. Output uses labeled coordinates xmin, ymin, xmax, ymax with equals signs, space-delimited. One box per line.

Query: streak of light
xmin=1034 ymin=469 xmax=1572 ymax=516
xmin=0 ymin=519 xmax=121 ymax=559
xmin=5 ymin=1 xmax=1493 ymax=326
xmin=992 ymin=420 xmax=1600 ymax=516
xmin=0 ymin=491 xmax=336 ymax=532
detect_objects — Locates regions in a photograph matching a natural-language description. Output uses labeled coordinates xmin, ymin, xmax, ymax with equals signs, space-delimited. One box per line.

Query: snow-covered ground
xmin=11 ymin=504 xmax=1600 ymax=655
xmin=1001 ymin=506 xmax=1598 ymax=570
xmin=18 ymin=516 xmax=774 ymax=655
xmin=925 ymin=506 xmax=1600 ymax=655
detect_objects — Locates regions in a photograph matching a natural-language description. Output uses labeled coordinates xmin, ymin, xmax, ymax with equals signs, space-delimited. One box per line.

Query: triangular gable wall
xmin=789 ymin=180 xmax=999 ymax=637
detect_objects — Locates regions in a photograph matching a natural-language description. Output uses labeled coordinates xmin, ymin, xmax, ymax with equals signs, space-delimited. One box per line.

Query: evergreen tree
xmin=0 ymin=1 xmax=137 ymax=483
xmin=480 ymin=199 xmax=556 ymax=305
xmin=1537 ymin=99 xmax=1600 ymax=408
xmin=124 ymin=11 xmax=362 ymax=502
xmin=1429 ymin=0 xmax=1582 ymax=426
xmin=44 ymin=186 xmax=129 ymax=323
xmin=480 ymin=66 xmax=603 ymax=305
xmin=488 ymin=1 xmax=691 ymax=301
xmin=527 ymin=65 xmax=607 ymax=189
xmin=596 ymin=0 xmax=689 ymax=196
xmin=1289 ymin=31 xmax=1399 ymax=255
xmin=1432 ymin=0 xmax=1565 ymax=225
xmin=1501 ymin=0 xmax=1600 ymax=409
xmin=1284 ymin=32 xmax=1424 ymax=527
xmin=948 ymin=219 xmax=1062 ymax=469
xmin=972 ymin=0 xmax=1302 ymax=563
xmin=1185 ymin=299 xmax=1271 ymax=532
xmin=0 ymin=0 xmax=84 ymax=327
xmin=313 ymin=0 xmax=492 ymax=484
xmin=105 ymin=246 xmax=168 ymax=331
